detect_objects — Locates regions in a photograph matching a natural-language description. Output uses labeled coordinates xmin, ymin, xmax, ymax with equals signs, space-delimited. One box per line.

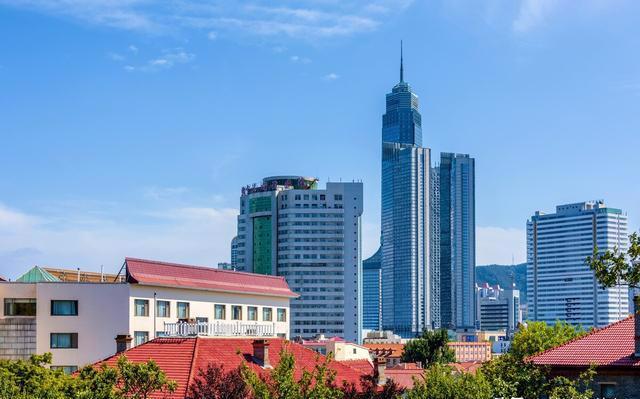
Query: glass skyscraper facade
xmin=380 ymin=52 xmax=431 ymax=337
xmin=363 ymin=247 xmax=382 ymax=331
xmin=527 ymin=201 xmax=629 ymax=328
xmin=432 ymin=153 xmax=476 ymax=330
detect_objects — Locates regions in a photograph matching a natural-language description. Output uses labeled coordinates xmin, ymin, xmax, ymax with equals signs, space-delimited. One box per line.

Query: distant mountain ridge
xmin=475 ymin=263 xmax=527 ymax=302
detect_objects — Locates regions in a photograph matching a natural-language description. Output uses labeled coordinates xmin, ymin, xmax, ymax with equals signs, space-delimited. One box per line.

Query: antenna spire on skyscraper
xmin=400 ymin=40 xmax=404 ymax=82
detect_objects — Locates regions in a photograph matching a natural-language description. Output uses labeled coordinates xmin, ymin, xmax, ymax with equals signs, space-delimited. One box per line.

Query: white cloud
xmin=128 ymin=44 xmax=139 ymax=53
xmin=0 ymin=0 xmax=410 ymax=39
xmin=289 ymin=55 xmax=311 ymax=64
xmin=476 ymin=226 xmax=526 ymax=265
xmin=207 ymin=31 xmax=218 ymax=40
xmin=125 ymin=47 xmax=195 ymax=72
xmin=107 ymin=52 xmax=125 ymax=61
xmin=513 ymin=0 xmax=559 ymax=33
xmin=0 ymin=202 xmax=238 ymax=279
xmin=323 ymin=72 xmax=339 ymax=81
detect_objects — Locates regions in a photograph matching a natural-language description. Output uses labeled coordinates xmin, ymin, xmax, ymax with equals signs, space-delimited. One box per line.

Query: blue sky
xmin=1 ymin=0 xmax=639 ymax=278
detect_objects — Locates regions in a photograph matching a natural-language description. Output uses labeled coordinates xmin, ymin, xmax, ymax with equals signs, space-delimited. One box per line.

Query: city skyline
xmin=2 ymin=1 xmax=640 ymax=278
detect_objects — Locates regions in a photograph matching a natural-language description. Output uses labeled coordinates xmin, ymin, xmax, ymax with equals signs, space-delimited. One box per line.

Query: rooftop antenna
xmin=400 ymin=40 xmax=404 ymax=83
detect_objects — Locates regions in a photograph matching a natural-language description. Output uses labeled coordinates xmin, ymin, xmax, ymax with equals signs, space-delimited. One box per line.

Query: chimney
xmin=635 ymin=296 xmax=640 ymax=358
xmin=252 ymin=339 xmax=272 ymax=368
xmin=115 ymin=334 xmax=132 ymax=354
xmin=373 ymin=357 xmax=386 ymax=386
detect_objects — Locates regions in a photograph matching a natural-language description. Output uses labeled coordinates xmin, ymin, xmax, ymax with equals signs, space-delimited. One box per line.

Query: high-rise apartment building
xmin=234 ymin=176 xmax=363 ymax=343
xmin=363 ymin=248 xmax=382 ymax=331
xmin=380 ymin=46 xmax=431 ymax=337
xmin=431 ymin=153 xmax=476 ymax=331
xmin=527 ymin=201 xmax=629 ymax=328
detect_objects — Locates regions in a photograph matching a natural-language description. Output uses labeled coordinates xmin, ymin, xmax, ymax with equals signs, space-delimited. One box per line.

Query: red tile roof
xmin=385 ymin=367 xmax=424 ymax=389
xmin=125 ymin=258 xmax=297 ymax=298
xmin=529 ymin=314 xmax=640 ymax=368
xmin=363 ymin=343 xmax=404 ymax=358
xmin=98 ymin=337 xmax=370 ymax=398
xmin=337 ymin=359 xmax=373 ymax=375
xmin=448 ymin=361 xmax=483 ymax=374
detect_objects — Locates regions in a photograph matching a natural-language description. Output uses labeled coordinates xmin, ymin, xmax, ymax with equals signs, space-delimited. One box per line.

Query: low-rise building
xmin=299 ymin=334 xmax=371 ymax=361
xmin=363 ymin=343 xmax=404 ymax=367
xmin=529 ymin=310 xmax=640 ymax=399
xmin=447 ymin=341 xmax=492 ymax=363
xmin=0 ymin=258 xmax=297 ymax=371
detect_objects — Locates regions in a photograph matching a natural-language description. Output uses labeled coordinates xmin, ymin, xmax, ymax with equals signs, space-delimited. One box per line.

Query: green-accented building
xmin=232 ymin=176 xmax=364 ymax=343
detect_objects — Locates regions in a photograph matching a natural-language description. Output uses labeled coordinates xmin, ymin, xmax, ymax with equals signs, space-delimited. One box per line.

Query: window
xmin=4 ymin=298 xmax=36 ymax=316
xmin=196 ymin=317 xmax=208 ymax=324
xmin=215 ymin=304 xmax=226 ymax=320
xmin=51 ymin=366 xmax=78 ymax=374
xmin=600 ymin=384 xmax=616 ymax=399
xmin=262 ymin=307 xmax=273 ymax=321
xmin=334 ymin=194 xmax=342 ymax=201
xmin=134 ymin=331 xmax=149 ymax=346
xmin=303 ymin=194 xmax=309 ymax=200
xmin=277 ymin=308 xmax=287 ymax=322
xmin=50 ymin=333 xmax=78 ymax=349
xmin=134 ymin=299 xmax=149 ymax=317
xmin=248 ymin=306 xmax=258 ymax=321
xmin=232 ymin=305 xmax=242 ymax=320
xmin=156 ymin=300 xmax=170 ymax=318
xmin=177 ymin=302 xmax=190 ymax=319
xmin=51 ymin=300 xmax=78 ymax=316
xmin=320 ymin=194 xmax=326 ymax=200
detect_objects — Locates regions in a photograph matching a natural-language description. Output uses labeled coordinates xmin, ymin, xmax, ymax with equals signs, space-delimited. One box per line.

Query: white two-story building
xmin=0 ymin=257 xmax=297 ymax=372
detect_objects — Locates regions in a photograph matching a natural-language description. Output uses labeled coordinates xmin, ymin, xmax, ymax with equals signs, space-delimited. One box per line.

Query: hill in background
xmin=475 ymin=263 xmax=527 ymax=302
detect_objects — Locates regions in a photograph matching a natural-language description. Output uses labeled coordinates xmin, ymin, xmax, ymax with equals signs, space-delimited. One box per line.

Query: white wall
xmin=129 ymin=285 xmax=290 ymax=341
xmin=36 ymin=283 xmax=130 ymax=368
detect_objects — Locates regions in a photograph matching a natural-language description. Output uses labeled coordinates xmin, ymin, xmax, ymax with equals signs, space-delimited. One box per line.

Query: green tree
xmin=241 ymin=347 xmax=343 ymax=399
xmin=481 ymin=321 xmax=589 ymax=399
xmin=400 ymin=329 xmax=455 ymax=367
xmin=0 ymin=353 xmax=72 ymax=399
xmin=406 ymin=363 xmax=492 ymax=399
xmin=340 ymin=374 xmax=404 ymax=399
xmin=114 ymin=355 xmax=177 ymax=399
xmin=587 ymin=232 xmax=640 ymax=291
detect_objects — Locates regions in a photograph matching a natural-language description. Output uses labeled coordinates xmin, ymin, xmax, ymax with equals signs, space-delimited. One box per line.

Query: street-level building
xmin=233 ymin=176 xmax=363 ymax=343
xmin=527 ymin=201 xmax=629 ymax=328
xmin=0 ymin=258 xmax=296 ymax=372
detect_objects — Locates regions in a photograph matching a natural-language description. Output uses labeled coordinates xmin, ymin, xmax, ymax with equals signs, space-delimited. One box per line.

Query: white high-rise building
xmin=527 ymin=201 xmax=629 ymax=328
xmin=234 ymin=176 xmax=363 ymax=343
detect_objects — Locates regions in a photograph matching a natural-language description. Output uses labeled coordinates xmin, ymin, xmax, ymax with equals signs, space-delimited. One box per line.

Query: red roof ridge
xmin=186 ymin=337 xmax=201 ymax=393
xmin=526 ymin=314 xmax=636 ymax=362
xmin=125 ymin=257 xmax=289 ymax=283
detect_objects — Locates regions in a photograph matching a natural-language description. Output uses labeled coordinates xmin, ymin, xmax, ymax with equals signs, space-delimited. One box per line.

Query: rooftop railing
xmin=163 ymin=321 xmax=276 ymax=337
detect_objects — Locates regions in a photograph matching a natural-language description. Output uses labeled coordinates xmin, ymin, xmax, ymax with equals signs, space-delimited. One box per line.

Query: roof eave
xmin=133 ymin=281 xmax=299 ymax=299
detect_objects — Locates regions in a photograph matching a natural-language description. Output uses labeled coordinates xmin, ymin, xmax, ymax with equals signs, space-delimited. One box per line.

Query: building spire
xmin=400 ymin=40 xmax=404 ymax=83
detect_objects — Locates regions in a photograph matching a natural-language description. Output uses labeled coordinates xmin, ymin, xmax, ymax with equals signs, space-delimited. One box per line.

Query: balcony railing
xmin=163 ymin=321 xmax=276 ymax=337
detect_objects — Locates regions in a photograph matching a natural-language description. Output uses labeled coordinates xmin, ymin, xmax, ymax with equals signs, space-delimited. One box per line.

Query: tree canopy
xmin=400 ymin=329 xmax=455 ymax=367
xmin=587 ymin=232 xmax=640 ymax=290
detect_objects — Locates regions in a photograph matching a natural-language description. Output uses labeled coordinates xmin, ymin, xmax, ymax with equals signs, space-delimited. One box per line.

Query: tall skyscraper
xmin=380 ymin=44 xmax=431 ymax=337
xmin=363 ymin=247 xmax=382 ymax=331
xmin=527 ymin=201 xmax=629 ymax=328
xmin=234 ymin=176 xmax=363 ymax=343
xmin=431 ymin=153 xmax=476 ymax=331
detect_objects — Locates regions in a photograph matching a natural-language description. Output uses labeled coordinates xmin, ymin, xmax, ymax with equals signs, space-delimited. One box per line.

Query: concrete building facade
xmin=527 ymin=201 xmax=629 ymax=328
xmin=234 ymin=176 xmax=363 ymax=343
